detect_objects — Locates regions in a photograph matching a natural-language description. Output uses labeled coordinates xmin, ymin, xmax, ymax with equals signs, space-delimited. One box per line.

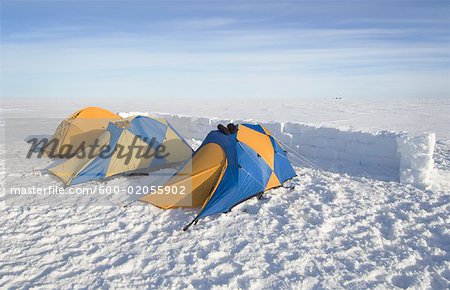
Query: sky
xmin=0 ymin=0 xmax=449 ymax=100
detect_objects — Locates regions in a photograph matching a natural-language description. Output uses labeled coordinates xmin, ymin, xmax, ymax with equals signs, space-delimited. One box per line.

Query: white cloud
xmin=1 ymin=26 xmax=449 ymax=99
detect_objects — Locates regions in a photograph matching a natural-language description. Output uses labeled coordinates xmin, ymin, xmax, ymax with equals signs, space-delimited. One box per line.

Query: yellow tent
xmin=140 ymin=123 xmax=296 ymax=230
xmin=44 ymin=107 xmax=121 ymax=157
xmin=48 ymin=115 xmax=193 ymax=185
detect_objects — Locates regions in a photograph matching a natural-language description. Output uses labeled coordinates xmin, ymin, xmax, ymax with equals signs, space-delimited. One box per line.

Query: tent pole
xmin=183 ymin=219 xmax=196 ymax=231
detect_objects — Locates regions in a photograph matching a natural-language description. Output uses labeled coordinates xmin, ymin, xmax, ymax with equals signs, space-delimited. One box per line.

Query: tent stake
xmin=123 ymin=199 xmax=138 ymax=208
xmin=183 ymin=219 xmax=196 ymax=231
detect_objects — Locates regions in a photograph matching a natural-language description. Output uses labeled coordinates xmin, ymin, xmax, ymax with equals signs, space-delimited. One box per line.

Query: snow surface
xmin=1 ymin=99 xmax=449 ymax=289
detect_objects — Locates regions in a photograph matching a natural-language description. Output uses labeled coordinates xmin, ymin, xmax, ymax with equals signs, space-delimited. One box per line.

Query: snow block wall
xmin=279 ymin=123 xmax=402 ymax=181
xmin=119 ymin=112 xmax=436 ymax=186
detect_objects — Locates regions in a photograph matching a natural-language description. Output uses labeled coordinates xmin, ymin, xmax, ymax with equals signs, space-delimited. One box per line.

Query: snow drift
xmin=118 ymin=112 xmax=436 ymax=187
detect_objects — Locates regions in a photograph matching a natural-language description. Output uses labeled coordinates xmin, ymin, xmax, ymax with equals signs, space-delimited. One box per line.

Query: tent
xmin=140 ymin=123 xmax=296 ymax=229
xmin=44 ymin=107 xmax=122 ymax=157
xmin=48 ymin=116 xmax=193 ymax=185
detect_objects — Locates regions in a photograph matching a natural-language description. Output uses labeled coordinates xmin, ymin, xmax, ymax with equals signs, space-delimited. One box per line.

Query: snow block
xmin=261 ymin=122 xmax=282 ymax=137
xmin=119 ymin=112 xmax=436 ymax=186
xmin=118 ymin=112 xmax=149 ymax=118
xmin=397 ymin=133 xmax=436 ymax=186
xmin=209 ymin=118 xmax=232 ymax=129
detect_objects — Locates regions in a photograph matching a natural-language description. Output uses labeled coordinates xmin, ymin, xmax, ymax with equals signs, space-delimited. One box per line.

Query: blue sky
xmin=1 ymin=1 xmax=449 ymax=99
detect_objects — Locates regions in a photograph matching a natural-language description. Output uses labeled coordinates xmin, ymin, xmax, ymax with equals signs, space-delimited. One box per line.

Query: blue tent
xmin=49 ymin=116 xmax=193 ymax=185
xmin=140 ymin=123 xmax=296 ymax=229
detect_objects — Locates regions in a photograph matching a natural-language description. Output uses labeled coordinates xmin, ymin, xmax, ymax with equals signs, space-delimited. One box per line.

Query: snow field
xmin=122 ymin=112 xmax=436 ymax=187
xmin=0 ymin=103 xmax=448 ymax=289
xmin=1 ymin=167 xmax=448 ymax=289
